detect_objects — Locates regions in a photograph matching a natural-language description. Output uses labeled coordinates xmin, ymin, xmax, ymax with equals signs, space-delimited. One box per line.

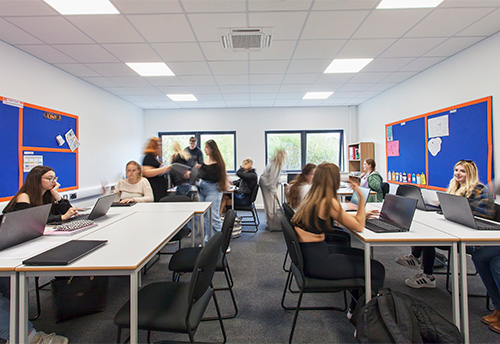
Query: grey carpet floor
xmin=28 ymin=210 xmax=499 ymax=343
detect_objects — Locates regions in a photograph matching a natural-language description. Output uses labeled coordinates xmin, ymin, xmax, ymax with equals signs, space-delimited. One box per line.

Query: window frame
xmin=158 ymin=131 xmax=237 ymax=172
xmin=265 ymin=129 xmax=344 ymax=172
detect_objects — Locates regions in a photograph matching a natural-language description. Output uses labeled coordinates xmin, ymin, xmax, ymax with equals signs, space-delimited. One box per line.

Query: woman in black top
xmin=142 ymin=137 xmax=170 ymax=202
xmin=170 ymin=141 xmax=192 ymax=196
xmin=3 ymin=165 xmax=80 ymax=223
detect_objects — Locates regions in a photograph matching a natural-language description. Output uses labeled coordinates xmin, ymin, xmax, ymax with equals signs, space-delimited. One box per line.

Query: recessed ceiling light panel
xmin=324 ymin=58 xmax=373 ymax=74
xmin=303 ymin=92 xmax=333 ymax=100
xmin=126 ymin=62 xmax=175 ymax=76
xmin=44 ymin=0 xmax=119 ymax=15
xmin=167 ymin=94 xmax=198 ymax=102
xmin=377 ymin=0 xmax=444 ymax=9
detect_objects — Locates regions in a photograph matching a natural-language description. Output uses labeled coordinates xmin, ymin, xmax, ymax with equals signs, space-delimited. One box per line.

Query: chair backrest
xmin=188 ymin=232 xmax=223 ymax=303
xmin=282 ymin=202 xmax=295 ymax=223
xmin=280 ymin=217 xmax=304 ymax=272
xmin=249 ymin=183 xmax=260 ymax=203
xmin=220 ymin=209 xmax=236 ymax=254
xmin=159 ymin=195 xmax=192 ymax=203
xmin=494 ymin=203 xmax=500 ymax=222
xmin=381 ymin=182 xmax=390 ymax=199
xmin=395 ymin=184 xmax=420 ymax=197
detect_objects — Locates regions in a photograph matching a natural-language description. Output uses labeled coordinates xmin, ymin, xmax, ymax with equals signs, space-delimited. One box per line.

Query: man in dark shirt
xmin=185 ymin=136 xmax=204 ymax=168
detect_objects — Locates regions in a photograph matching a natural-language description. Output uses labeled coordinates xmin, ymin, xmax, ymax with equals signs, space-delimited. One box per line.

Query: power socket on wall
xmin=70 ymin=193 xmax=77 ymax=199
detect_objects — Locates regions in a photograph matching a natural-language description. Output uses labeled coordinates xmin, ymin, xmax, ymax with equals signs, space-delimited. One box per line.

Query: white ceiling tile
xmin=0 ymin=0 xmax=57 ymax=15
xmin=54 ymin=63 xmax=101 ymax=77
xmin=337 ymin=39 xmax=397 ymax=58
xmin=199 ymin=100 xmax=227 ymax=107
xmin=188 ymin=85 xmax=221 ymax=93
xmin=224 ymin=93 xmax=250 ymax=101
xmin=0 ymin=18 xmax=42 ymax=44
xmin=283 ymin=73 xmax=319 ymax=84
xmin=312 ymin=0 xmax=379 ymax=10
xmin=17 ymin=44 xmax=76 ymax=63
xmin=405 ymin=8 xmax=494 ymax=38
xmin=424 ymin=36 xmax=484 ymax=57
xmin=302 ymin=11 xmax=369 ymax=39
xmin=380 ymin=38 xmax=447 ymax=58
xmin=146 ymin=76 xmax=184 ymax=87
xmin=127 ymin=14 xmax=196 ymax=42
xmin=102 ymin=43 xmax=160 ymax=62
xmin=53 ymin=44 xmax=119 ymax=63
xmin=308 ymin=84 xmax=341 ymax=91
xmin=107 ymin=77 xmax=152 ymax=87
xmin=315 ymin=73 xmax=354 ymax=84
xmin=248 ymin=0 xmax=312 ymax=11
xmin=274 ymin=99 xmax=299 ymax=106
xmin=293 ymin=40 xmax=345 ymax=59
xmin=188 ymin=13 xmax=247 ymax=42
xmin=118 ymin=86 xmax=164 ymax=95
xmin=352 ymin=9 xmax=431 ymax=39
xmin=287 ymin=59 xmax=331 ymax=73
xmin=250 ymin=60 xmax=288 ymax=74
xmin=152 ymin=42 xmax=205 ymax=61
xmin=249 ymin=12 xmax=309 ymax=40
xmin=103 ymin=87 xmax=137 ymax=96
xmin=200 ymin=42 xmax=248 ymax=61
xmin=398 ymin=57 xmax=446 ymax=72
xmin=383 ymin=71 xmax=418 ymax=83
xmin=276 ymin=93 xmax=302 ymax=100
xmin=67 ymin=16 xmax=144 ymax=44
xmin=457 ymin=8 xmax=500 ymax=36
xmin=219 ymin=85 xmax=249 ymax=93
xmin=224 ymin=100 xmax=250 ymax=107
xmin=250 ymin=93 xmax=277 ymax=100
xmin=183 ymin=0 xmax=246 ymax=12
xmin=367 ymin=82 xmax=398 ymax=91
xmin=249 ymin=85 xmax=281 ymax=93
xmin=248 ymin=41 xmax=297 ymax=60
xmin=81 ymin=76 xmax=119 ymax=87
xmin=337 ymin=83 xmax=374 ymax=92
xmin=297 ymin=99 xmax=325 ymax=106
xmin=179 ymin=75 xmax=216 ymax=85
xmin=6 ymin=17 xmax=93 ymax=44
xmin=113 ymin=0 xmax=183 ymax=14
xmin=363 ymin=57 xmax=414 ymax=72
xmin=196 ymin=93 xmax=224 ymax=101
xmin=439 ymin=0 xmax=500 ymax=7
xmin=144 ymin=102 xmax=180 ymax=109
xmin=167 ymin=61 xmax=212 ymax=75
xmin=330 ymin=91 xmax=359 ymax=99
xmin=157 ymin=86 xmax=191 ymax=93
xmin=85 ymin=63 xmax=137 ymax=77
xmin=279 ymin=84 xmax=311 ymax=93
xmin=209 ymin=61 xmax=248 ymax=74
xmin=249 ymin=74 xmax=284 ymax=84
xmin=250 ymin=100 xmax=276 ymax=107
xmin=348 ymin=72 xmax=392 ymax=83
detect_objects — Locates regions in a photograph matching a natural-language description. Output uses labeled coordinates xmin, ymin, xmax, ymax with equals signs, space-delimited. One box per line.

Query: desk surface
xmin=116 ymin=202 xmax=212 ymax=214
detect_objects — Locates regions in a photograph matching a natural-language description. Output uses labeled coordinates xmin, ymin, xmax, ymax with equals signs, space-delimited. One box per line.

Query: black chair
xmin=159 ymin=195 xmax=193 ymax=250
xmin=114 ymin=232 xmax=226 ymax=344
xmin=280 ymin=217 xmax=364 ymax=343
xmin=282 ymin=203 xmax=296 ymax=273
xmin=234 ymin=183 xmax=260 ymax=233
xmin=168 ymin=210 xmax=238 ymax=319
xmin=381 ymin=182 xmax=390 ymax=199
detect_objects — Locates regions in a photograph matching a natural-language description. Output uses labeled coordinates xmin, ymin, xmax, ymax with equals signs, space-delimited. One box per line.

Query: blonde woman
xmin=114 ymin=161 xmax=153 ymax=203
xmin=396 ymin=160 xmax=495 ymax=289
xmin=259 ymin=149 xmax=286 ymax=231
xmin=170 ymin=141 xmax=192 ymax=196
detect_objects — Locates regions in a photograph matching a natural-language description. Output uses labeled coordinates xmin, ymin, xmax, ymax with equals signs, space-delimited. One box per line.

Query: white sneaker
xmin=405 ymin=272 xmax=436 ymax=289
xmin=395 ymin=254 xmax=421 ymax=270
xmin=226 ymin=246 xmax=231 ymax=253
xmin=32 ymin=331 xmax=68 ymax=344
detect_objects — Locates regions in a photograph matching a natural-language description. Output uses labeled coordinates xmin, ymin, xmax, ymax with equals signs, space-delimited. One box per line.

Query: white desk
xmin=17 ymin=210 xmax=194 ymax=344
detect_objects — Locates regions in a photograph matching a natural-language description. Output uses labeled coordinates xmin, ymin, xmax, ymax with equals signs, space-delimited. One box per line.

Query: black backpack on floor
xmin=355 ymin=289 xmax=463 ymax=344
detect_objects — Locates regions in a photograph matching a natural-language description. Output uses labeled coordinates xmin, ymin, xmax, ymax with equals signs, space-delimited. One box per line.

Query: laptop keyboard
xmin=53 ymin=219 xmax=97 ymax=232
xmin=475 ymin=218 xmax=500 ymax=230
xmin=366 ymin=219 xmax=405 ymax=233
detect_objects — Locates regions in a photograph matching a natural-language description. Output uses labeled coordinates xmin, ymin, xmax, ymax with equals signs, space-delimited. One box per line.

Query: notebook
xmin=396 ymin=184 xmax=441 ymax=212
xmin=0 ymin=204 xmax=52 ymax=251
xmin=342 ymin=186 xmax=370 ymax=212
xmin=365 ymin=194 xmax=418 ymax=233
xmin=22 ymin=239 xmax=108 ymax=266
xmin=437 ymin=192 xmax=500 ymax=230
xmin=48 ymin=193 xmax=115 ymax=225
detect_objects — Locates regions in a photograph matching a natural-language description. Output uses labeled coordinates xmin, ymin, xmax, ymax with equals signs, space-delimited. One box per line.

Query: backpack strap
xmin=378 ymin=294 xmax=413 ymax=344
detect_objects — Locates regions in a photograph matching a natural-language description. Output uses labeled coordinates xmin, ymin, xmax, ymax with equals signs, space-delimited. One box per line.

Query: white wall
xmin=0 ymin=41 xmax=144 ymax=204
xmin=358 ymin=31 xmax=500 ymax=193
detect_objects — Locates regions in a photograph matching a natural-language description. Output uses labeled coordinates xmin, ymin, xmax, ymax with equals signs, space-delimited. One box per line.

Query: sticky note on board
xmin=387 ymin=140 xmax=399 ymax=157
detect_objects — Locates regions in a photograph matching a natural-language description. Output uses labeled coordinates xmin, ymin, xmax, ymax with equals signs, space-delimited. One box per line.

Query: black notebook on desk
xmin=23 ymin=240 xmax=107 ymax=266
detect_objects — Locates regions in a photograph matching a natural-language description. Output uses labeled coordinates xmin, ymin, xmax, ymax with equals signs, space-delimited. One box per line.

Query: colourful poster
xmin=387 ymin=140 xmax=399 ymax=157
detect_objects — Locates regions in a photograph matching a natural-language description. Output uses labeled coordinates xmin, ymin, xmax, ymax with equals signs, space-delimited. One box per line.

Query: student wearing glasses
xmin=396 ymin=160 xmax=495 ymax=289
xmin=2 ymin=165 xmax=80 ymax=223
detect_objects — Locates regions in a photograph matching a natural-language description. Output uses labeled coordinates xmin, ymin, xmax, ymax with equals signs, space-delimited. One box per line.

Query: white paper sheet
xmin=428 ymin=115 xmax=449 ymax=138
xmin=428 ymin=137 xmax=442 ymax=157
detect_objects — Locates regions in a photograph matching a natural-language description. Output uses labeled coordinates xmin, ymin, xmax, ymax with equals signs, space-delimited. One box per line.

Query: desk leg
xmin=450 ymin=243 xmax=460 ymax=329
xmin=191 ymin=216 xmax=196 ymax=247
xmin=199 ymin=214 xmax=205 ymax=247
xmin=130 ymin=271 xmax=139 ymax=344
xmin=18 ymin=272 xmax=28 ymax=344
xmin=209 ymin=207 xmax=213 ymax=239
xmin=9 ymin=273 xmax=18 ymax=344
xmin=459 ymin=241 xmax=469 ymax=344
xmin=364 ymin=242 xmax=372 ymax=304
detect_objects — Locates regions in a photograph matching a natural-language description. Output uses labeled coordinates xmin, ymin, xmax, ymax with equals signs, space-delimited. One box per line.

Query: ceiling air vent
xmin=218 ymin=27 xmax=274 ymax=52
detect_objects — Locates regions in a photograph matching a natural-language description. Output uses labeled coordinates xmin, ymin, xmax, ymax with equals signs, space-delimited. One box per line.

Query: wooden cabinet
xmin=348 ymin=142 xmax=374 ymax=174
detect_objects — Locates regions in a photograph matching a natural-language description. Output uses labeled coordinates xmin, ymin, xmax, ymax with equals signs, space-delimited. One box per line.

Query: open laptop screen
xmin=379 ymin=194 xmax=418 ymax=230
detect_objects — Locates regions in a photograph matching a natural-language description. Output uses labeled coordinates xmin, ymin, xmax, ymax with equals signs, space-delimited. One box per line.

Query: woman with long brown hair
xmin=197 ymin=139 xmax=227 ymax=242
xmin=286 ymin=163 xmax=316 ymax=211
xmin=142 ymin=137 xmax=170 ymax=202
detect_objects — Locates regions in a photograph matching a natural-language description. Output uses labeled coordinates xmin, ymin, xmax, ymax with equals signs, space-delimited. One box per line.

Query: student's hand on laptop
xmin=61 ymin=207 xmax=80 ymax=221
xmin=119 ymin=198 xmax=136 ymax=204
xmin=366 ymin=209 xmax=380 ymax=218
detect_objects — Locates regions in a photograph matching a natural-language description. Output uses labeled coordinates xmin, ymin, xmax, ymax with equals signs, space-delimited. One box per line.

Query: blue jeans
xmin=470 ymin=246 xmax=500 ymax=310
xmin=197 ymin=180 xmax=222 ymax=242
xmin=0 ymin=277 xmax=34 ymax=340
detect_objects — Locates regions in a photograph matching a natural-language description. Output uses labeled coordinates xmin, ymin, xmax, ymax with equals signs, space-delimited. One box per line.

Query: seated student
xmin=170 ymin=141 xmax=192 ymax=197
xmin=396 ymin=160 xmax=495 ymax=289
xmin=359 ymin=158 xmax=383 ymax=202
xmin=2 ymin=165 xmax=81 ymax=223
xmin=292 ymin=162 xmax=385 ymax=314
xmin=220 ymin=158 xmax=258 ymax=213
xmin=114 ymin=161 xmax=153 ymax=203
xmin=286 ymin=163 xmax=316 ymax=211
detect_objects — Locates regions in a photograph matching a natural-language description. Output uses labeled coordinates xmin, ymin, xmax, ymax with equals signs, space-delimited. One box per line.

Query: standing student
xmin=286 ymin=163 xmax=316 ymax=211
xmin=2 ymin=165 xmax=80 ymax=223
xmin=114 ymin=161 xmax=153 ymax=203
xmin=260 ymin=149 xmax=286 ymax=231
xmin=197 ymin=139 xmax=227 ymax=242
xmin=396 ymin=160 xmax=495 ymax=288
xmin=142 ymin=137 xmax=170 ymax=202
xmin=359 ymin=158 xmax=383 ymax=202
xmin=170 ymin=141 xmax=192 ymax=196
xmin=185 ymin=136 xmax=204 ymax=168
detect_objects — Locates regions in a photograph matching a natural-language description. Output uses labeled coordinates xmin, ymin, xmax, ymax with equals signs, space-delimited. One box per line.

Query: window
xmin=159 ymin=131 xmax=237 ymax=172
xmin=265 ymin=130 xmax=344 ymax=172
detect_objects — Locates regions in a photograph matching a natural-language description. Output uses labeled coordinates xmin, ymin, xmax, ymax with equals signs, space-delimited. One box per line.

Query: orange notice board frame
xmin=385 ymin=96 xmax=493 ymax=191
xmin=0 ymin=96 xmax=79 ymax=202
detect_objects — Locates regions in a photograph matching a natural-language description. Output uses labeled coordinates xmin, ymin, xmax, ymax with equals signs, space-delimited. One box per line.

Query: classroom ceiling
xmin=1 ymin=0 xmax=500 ymax=109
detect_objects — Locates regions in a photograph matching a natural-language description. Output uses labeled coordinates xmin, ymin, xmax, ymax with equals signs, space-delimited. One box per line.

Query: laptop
xmin=437 ymin=192 xmax=500 ymax=230
xmin=0 ymin=204 xmax=52 ymax=251
xmin=396 ymin=185 xmax=441 ymax=212
xmin=365 ymin=194 xmax=418 ymax=233
xmin=48 ymin=193 xmax=115 ymax=225
xmin=23 ymin=239 xmax=107 ymax=266
xmin=342 ymin=186 xmax=370 ymax=212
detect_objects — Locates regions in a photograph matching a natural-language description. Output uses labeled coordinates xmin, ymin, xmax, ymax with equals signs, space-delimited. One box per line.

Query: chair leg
xmin=283 ymin=250 xmax=290 ymax=273
xmin=116 ymin=326 xmax=121 ymax=343
xmin=211 ymin=285 xmax=227 ymax=344
xmin=281 ymin=271 xmax=294 ymax=310
xmin=445 ymin=250 xmax=487 ymax=298
xmin=204 ymin=265 xmax=238 ymax=320
xmin=289 ymin=289 xmax=305 ymax=344
xmin=147 ymin=330 xmax=151 ymax=344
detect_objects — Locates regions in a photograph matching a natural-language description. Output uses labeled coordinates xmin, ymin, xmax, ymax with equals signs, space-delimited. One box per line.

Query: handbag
xmin=267 ymin=195 xmax=284 ymax=232
xmin=50 ymin=276 xmax=109 ymax=322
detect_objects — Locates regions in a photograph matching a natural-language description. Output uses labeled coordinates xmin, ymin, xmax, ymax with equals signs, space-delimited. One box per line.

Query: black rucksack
xmin=355 ymin=289 xmax=463 ymax=344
